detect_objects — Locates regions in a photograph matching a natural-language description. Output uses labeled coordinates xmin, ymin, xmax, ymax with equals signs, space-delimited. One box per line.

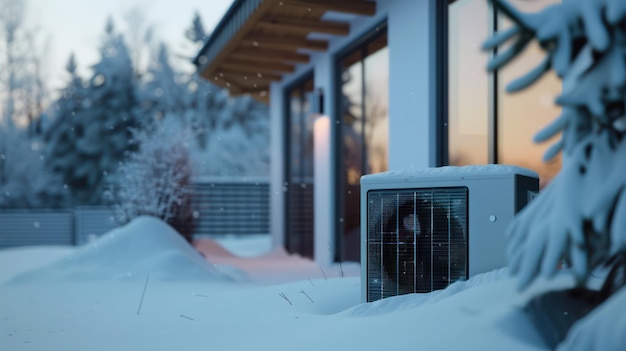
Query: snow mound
xmin=0 ymin=246 xmax=75 ymax=284
xmin=7 ymin=216 xmax=240 ymax=283
xmin=347 ymin=268 xmax=509 ymax=316
xmin=194 ymin=237 xmax=359 ymax=284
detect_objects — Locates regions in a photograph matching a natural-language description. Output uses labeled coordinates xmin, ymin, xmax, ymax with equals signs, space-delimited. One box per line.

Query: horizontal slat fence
xmin=192 ymin=178 xmax=270 ymax=236
xmin=0 ymin=178 xmax=271 ymax=248
xmin=0 ymin=210 xmax=75 ymax=247
xmin=74 ymin=207 xmax=118 ymax=245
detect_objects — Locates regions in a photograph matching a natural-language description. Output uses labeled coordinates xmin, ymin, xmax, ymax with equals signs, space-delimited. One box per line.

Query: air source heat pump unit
xmin=361 ymin=165 xmax=539 ymax=303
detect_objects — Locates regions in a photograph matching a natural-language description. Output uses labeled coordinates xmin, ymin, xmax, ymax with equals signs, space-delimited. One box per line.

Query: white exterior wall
xmin=312 ymin=55 xmax=334 ymax=266
xmin=269 ymin=0 xmax=438 ymax=264
xmin=387 ymin=0 xmax=437 ymax=169
xmin=269 ymin=82 xmax=285 ymax=250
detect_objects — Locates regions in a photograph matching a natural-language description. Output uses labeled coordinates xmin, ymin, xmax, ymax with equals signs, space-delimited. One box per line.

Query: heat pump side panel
xmin=465 ymin=177 xmax=515 ymax=276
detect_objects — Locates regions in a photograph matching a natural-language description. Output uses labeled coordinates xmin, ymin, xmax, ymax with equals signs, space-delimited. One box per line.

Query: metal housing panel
xmin=360 ymin=165 xmax=539 ymax=302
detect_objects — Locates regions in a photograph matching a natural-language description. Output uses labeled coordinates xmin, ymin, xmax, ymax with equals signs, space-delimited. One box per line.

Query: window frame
xmin=283 ymin=71 xmax=315 ymax=256
xmin=333 ymin=20 xmax=388 ymax=262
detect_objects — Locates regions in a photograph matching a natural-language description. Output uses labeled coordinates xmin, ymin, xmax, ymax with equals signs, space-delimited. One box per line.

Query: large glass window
xmin=448 ymin=0 xmax=489 ymax=165
xmin=448 ymin=0 xmax=562 ymax=187
xmin=337 ymin=30 xmax=389 ymax=262
xmin=497 ymin=0 xmax=562 ymax=187
xmin=286 ymin=75 xmax=315 ymax=258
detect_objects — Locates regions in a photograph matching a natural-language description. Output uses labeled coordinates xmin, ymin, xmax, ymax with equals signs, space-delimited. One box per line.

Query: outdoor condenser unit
xmin=360 ymin=165 xmax=539 ymax=303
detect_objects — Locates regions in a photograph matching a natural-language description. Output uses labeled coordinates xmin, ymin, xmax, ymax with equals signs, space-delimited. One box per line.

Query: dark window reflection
xmin=338 ymin=32 xmax=388 ymax=262
xmin=286 ymin=76 xmax=315 ymax=258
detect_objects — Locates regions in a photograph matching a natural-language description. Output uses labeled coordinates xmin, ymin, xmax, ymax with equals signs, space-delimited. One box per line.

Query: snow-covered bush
xmin=111 ymin=117 xmax=196 ymax=242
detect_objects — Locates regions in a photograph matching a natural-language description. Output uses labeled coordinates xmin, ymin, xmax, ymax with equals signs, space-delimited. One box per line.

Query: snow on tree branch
xmin=485 ymin=0 xmax=626 ymax=290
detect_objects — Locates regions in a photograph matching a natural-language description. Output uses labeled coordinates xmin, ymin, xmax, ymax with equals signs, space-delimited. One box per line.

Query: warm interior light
xmin=313 ymin=114 xmax=332 ymax=265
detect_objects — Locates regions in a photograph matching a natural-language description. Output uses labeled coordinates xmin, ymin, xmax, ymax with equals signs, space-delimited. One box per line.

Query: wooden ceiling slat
xmin=230 ymin=49 xmax=310 ymax=64
xmin=223 ymin=81 xmax=245 ymax=95
xmin=221 ymin=60 xmax=295 ymax=74
xmin=198 ymin=0 xmax=281 ymax=86
xmin=199 ymin=0 xmax=380 ymax=103
xmin=283 ymin=0 xmax=376 ymax=16
xmin=242 ymin=34 xmax=328 ymax=51
xmin=239 ymin=86 xmax=270 ymax=95
xmin=221 ymin=71 xmax=282 ymax=83
xmin=258 ymin=15 xmax=350 ymax=36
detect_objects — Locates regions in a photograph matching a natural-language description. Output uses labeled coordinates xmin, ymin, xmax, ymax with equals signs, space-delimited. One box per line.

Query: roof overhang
xmin=194 ymin=0 xmax=377 ymax=103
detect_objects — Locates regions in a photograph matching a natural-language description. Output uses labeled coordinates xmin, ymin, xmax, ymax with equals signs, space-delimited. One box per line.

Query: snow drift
xmin=7 ymin=216 xmax=237 ymax=283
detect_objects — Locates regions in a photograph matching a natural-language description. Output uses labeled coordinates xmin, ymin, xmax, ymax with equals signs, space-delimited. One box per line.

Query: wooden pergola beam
xmin=220 ymin=71 xmax=282 ymax=83
xmin=238 ymin=86 xmax=270 ymax=95
xmin=197 ymin=0 xmax=281 ymax=89
xmin=220 ymin=81 xmax=245 ymax=95
xmin=230 ymin=49 xmax=310 ymax=64
xmin=233 ymin=89 xmax=270 ymax=104
xmin=258 ymin=15 xmax=350 ymax=36
xmin=284 ymin=0 xmax=376 ymax=16
xmin=221 ymin=60 xmax=295 ymax=74
xmin=242 ymin=34 xmax=328 ymax=51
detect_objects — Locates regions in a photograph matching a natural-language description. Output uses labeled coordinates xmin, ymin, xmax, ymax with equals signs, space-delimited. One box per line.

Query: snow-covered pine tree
xmin=69 ymin=19 xmax=139 ymax=205
xmin=485 ymin=0 xmax=626 ymax=289
xmin=140 ymin=43 xmax=187 ymax=122
xmin=191 ymin=94 xmax=270 ymax=177
xmin=0 ymin=126 xmax=47 ymax=208
xmin=184 ymin=77 xmax=227 ymax=150
xmin=184 ymin=11 xmax=207 ymax=47
xmin=139 ymin=10 xmax=270 ymax=177
xmin=42 ymin=54 xmax=85 ymax=207
xmin=483 ymin=0 xmax=626 ymax=348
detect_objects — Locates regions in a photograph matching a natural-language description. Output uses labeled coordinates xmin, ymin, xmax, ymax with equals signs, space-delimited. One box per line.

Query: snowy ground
xmin=0 ymin=217 xmax=571 ymax=350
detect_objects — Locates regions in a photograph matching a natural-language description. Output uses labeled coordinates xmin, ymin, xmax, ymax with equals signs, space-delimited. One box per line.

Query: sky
xmin=26 ymin=0 xmax=234 ymax=91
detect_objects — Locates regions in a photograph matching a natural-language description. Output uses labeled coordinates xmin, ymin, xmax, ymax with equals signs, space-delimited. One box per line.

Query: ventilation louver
xmin=361 ymin=165 xmax=539 ymax=303
xmin=366 ymin=187 xmax=468 ymax=301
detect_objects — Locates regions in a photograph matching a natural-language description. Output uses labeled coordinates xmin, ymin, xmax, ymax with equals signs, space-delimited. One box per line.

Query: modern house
xmin=194 ymin=0 xmax=561 ymax=266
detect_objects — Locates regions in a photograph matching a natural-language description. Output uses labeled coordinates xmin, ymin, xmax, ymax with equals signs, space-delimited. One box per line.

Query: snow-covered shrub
xmin=111 ymin=117 xmax=196 ymax=242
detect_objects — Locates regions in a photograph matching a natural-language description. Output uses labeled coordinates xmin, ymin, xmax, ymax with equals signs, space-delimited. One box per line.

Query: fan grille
xmin=366 ymin=187 xmax=468 ymax=302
